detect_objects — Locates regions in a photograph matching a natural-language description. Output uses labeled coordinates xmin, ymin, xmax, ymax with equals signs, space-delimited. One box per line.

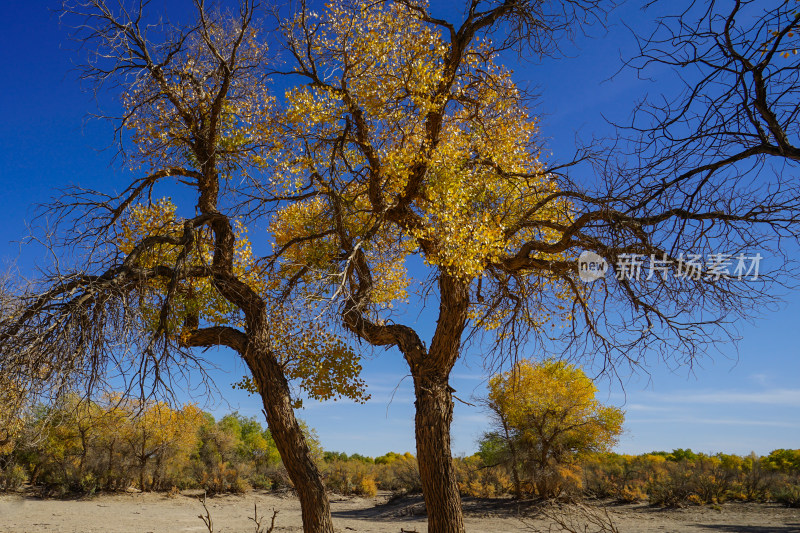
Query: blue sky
xmin=1 ymin=0 xmax=798 ymax=458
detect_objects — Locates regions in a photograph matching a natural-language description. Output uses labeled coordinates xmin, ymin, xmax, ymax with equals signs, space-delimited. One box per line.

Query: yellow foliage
xmin=115 ymin=198 xmax=369 ymax=404
xmin=358 ymin=476 xmax=378 ymax=497
xmin=489 ymin=359 xmax=624 ymax=460
xmin=271 ymin=0 xmax=578 ymax=337
xmin=0 ymin=375 xmax=24 ymax=455
xmin=122 ymin=21 xmax=277 ymax=177
xmin=115 ymin=199 xmax=267 ymax=326
xmin=454 ymin=454 xmax=510 ymax=498
xmin=485 ymin=359 xmax=624 ymax=498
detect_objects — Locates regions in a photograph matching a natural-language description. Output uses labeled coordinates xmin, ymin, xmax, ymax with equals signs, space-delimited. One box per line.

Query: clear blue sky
xmin=1 ymin=0 xmax=798 ymax=458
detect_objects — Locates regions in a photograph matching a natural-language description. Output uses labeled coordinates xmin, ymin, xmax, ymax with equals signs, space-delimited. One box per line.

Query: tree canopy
xmin=481 ymin=359 xmax=624 ymax=498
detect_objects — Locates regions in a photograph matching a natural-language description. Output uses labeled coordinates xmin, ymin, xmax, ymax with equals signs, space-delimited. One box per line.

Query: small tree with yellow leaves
xmin=481 ymin=359 xmax=623 ymax=499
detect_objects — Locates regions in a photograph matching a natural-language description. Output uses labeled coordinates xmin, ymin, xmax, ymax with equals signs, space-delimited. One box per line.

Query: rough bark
xmin=343 ymin=269 xmax=471 ymax=532
xmin=413 ymin=371 xmax=464 ymax=533
xmin=408 ymin=274 xmax=471 ymax=533
xmin=243 ymin=325 xmax=334 ymax=533
xmin=499 ymin=415 xmax=523 ymax=499
xmin=185 ymin=315 xmax=335 ymax=533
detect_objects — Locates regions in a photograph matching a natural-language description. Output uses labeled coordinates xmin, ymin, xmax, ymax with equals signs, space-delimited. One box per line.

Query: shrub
xmin=646 ymin=461 xmax=694 ymax=507
xmin=617 ymin=484 xmax=647 ymax=503
xmin=762 ymin=450 xmax=800 ymax=474
xmin=358 ymin=476 xmax=378 ymax=497
xmin=454 ymin=455 xmax=509 ymax=498
xmin=0 ymin=463 xmax=27 ymax=490
xmin=374 ymin=452 xmax=421 ymax=493
xmin=322 ymin=459 xmax=379 ymax=496
xmin=775 ymin=485 xmax=800 ymax=508
xmin=323 ymin=460 xmax=358 ymax=494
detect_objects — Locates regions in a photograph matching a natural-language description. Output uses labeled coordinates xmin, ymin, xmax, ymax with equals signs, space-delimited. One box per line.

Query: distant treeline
xmin=0 ymin=398 xmax=798 ymax=507
xmin=581 ymin=448 xmax=800 ymax=507
xmin=0 ymin=396 xmax=289 ymax=495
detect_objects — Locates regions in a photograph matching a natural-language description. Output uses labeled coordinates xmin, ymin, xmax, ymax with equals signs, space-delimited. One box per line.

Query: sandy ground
xmin=0 ymin=490 xmax=799 ymax=532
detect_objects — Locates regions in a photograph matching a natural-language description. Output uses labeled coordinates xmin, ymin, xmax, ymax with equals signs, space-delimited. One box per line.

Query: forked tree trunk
xmin=414 ymin=372 xmax=465 ymax=533
xmin=245 ymin=342 xmax=334 ymax=533
xmin=343 ymin=265 xmax=470 ymax=532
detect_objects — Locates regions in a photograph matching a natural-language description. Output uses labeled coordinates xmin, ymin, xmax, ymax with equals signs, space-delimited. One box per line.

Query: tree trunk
xmin=500 ymin=417 xmax=523 ymax=499
xmin=341 ymin=263 xmax=470 ymax=532
xmin=106 ymin=441 xmax=115 ymax=490
xmin=245 ymin=342 xmax=334 ymax=533
xmin=139 ymin=456 xmax=147 ymax=491
xmin=153 ymin=452 xmax=163 ymax=491
xmin=414 ymin=372 xmax=465 ymax=533
xmin=408 ymin=274 xmax=470 ymax=533
xmin=77 ymin=427 xmax=88 ymax=479
xmin=193 ymin=219 xmax=335 ymax=532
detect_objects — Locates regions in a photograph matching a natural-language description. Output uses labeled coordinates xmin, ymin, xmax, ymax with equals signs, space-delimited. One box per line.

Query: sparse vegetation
xmin=583 ymin=449 xmax=800 ymax=507
xmin=1 ymin=398 xmax=798 ymax=509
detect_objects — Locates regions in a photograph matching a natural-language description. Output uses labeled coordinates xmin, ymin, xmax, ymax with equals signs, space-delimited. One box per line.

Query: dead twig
xmin=249 ymin=501 xmax=279 ymax=533
xmin=198 ymin=491 xmax=213 ymax=533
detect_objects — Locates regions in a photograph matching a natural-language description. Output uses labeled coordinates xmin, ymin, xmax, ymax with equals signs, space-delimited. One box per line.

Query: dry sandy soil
xmin=1 ymin=490 xmax=799 ymax=533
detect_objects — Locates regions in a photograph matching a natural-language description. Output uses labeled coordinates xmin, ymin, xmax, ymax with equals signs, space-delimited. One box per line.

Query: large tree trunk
xmin=244 ymin=341 xmax=334 ymax=533
xmin=341 ymin=255 xmax=471 ymax=533
xmin=414 ymin=372 xmax=465 ymax=533
xmin=196 ymin=203 xmax=335 ymax=532
xmin=410 ymin=274 xmax=470 ymax=533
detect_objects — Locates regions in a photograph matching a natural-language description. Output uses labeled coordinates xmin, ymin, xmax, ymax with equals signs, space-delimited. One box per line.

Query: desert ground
xmin=1 ymin=491 xmax=799 ymax=533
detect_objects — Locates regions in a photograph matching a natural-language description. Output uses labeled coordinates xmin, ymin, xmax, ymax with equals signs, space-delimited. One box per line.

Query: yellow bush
xmin=358 ymin=476 xmax=378 ymax=497
xmin=687 ymin=494 xmax=705 ymax=506
xmin=618 ymin=484 xmax=647 ymax=503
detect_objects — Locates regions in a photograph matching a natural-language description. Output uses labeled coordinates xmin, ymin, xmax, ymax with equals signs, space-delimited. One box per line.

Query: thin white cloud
xmin=628 ymin=417 xmax=798 ymax=428
xmin=455 ymin=414 xmax=490 ymax=424
xmin=749 ymin=373 xmax=770 ymax=387
xmin=624 ymin=403 xmax=675 ymax=413
xmin=633 ymin=388 xmax=800 ymax=407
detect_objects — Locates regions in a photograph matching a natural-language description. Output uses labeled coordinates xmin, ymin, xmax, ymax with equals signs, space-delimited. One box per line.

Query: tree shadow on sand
xmin=694 ymin=525 xmax=800 ymax=533
xmin=330 ymin=493 xmax=427 ymax=526
xmin=331 ymin=494 xmax=567 ymax=522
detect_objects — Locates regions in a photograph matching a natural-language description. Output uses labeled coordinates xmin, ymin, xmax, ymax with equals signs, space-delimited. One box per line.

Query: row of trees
xmin=0 ymin=397 xmax=293 ymax=495
xmin=2 ymin=0 xmax=800 ymax=531
xmin=584 ymin=449 xmax=800 ymax=508
xmin=2 ymin=397 xmax=798 ymax=509
xmin=0 ymin=396 xmax=418 ymax=498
